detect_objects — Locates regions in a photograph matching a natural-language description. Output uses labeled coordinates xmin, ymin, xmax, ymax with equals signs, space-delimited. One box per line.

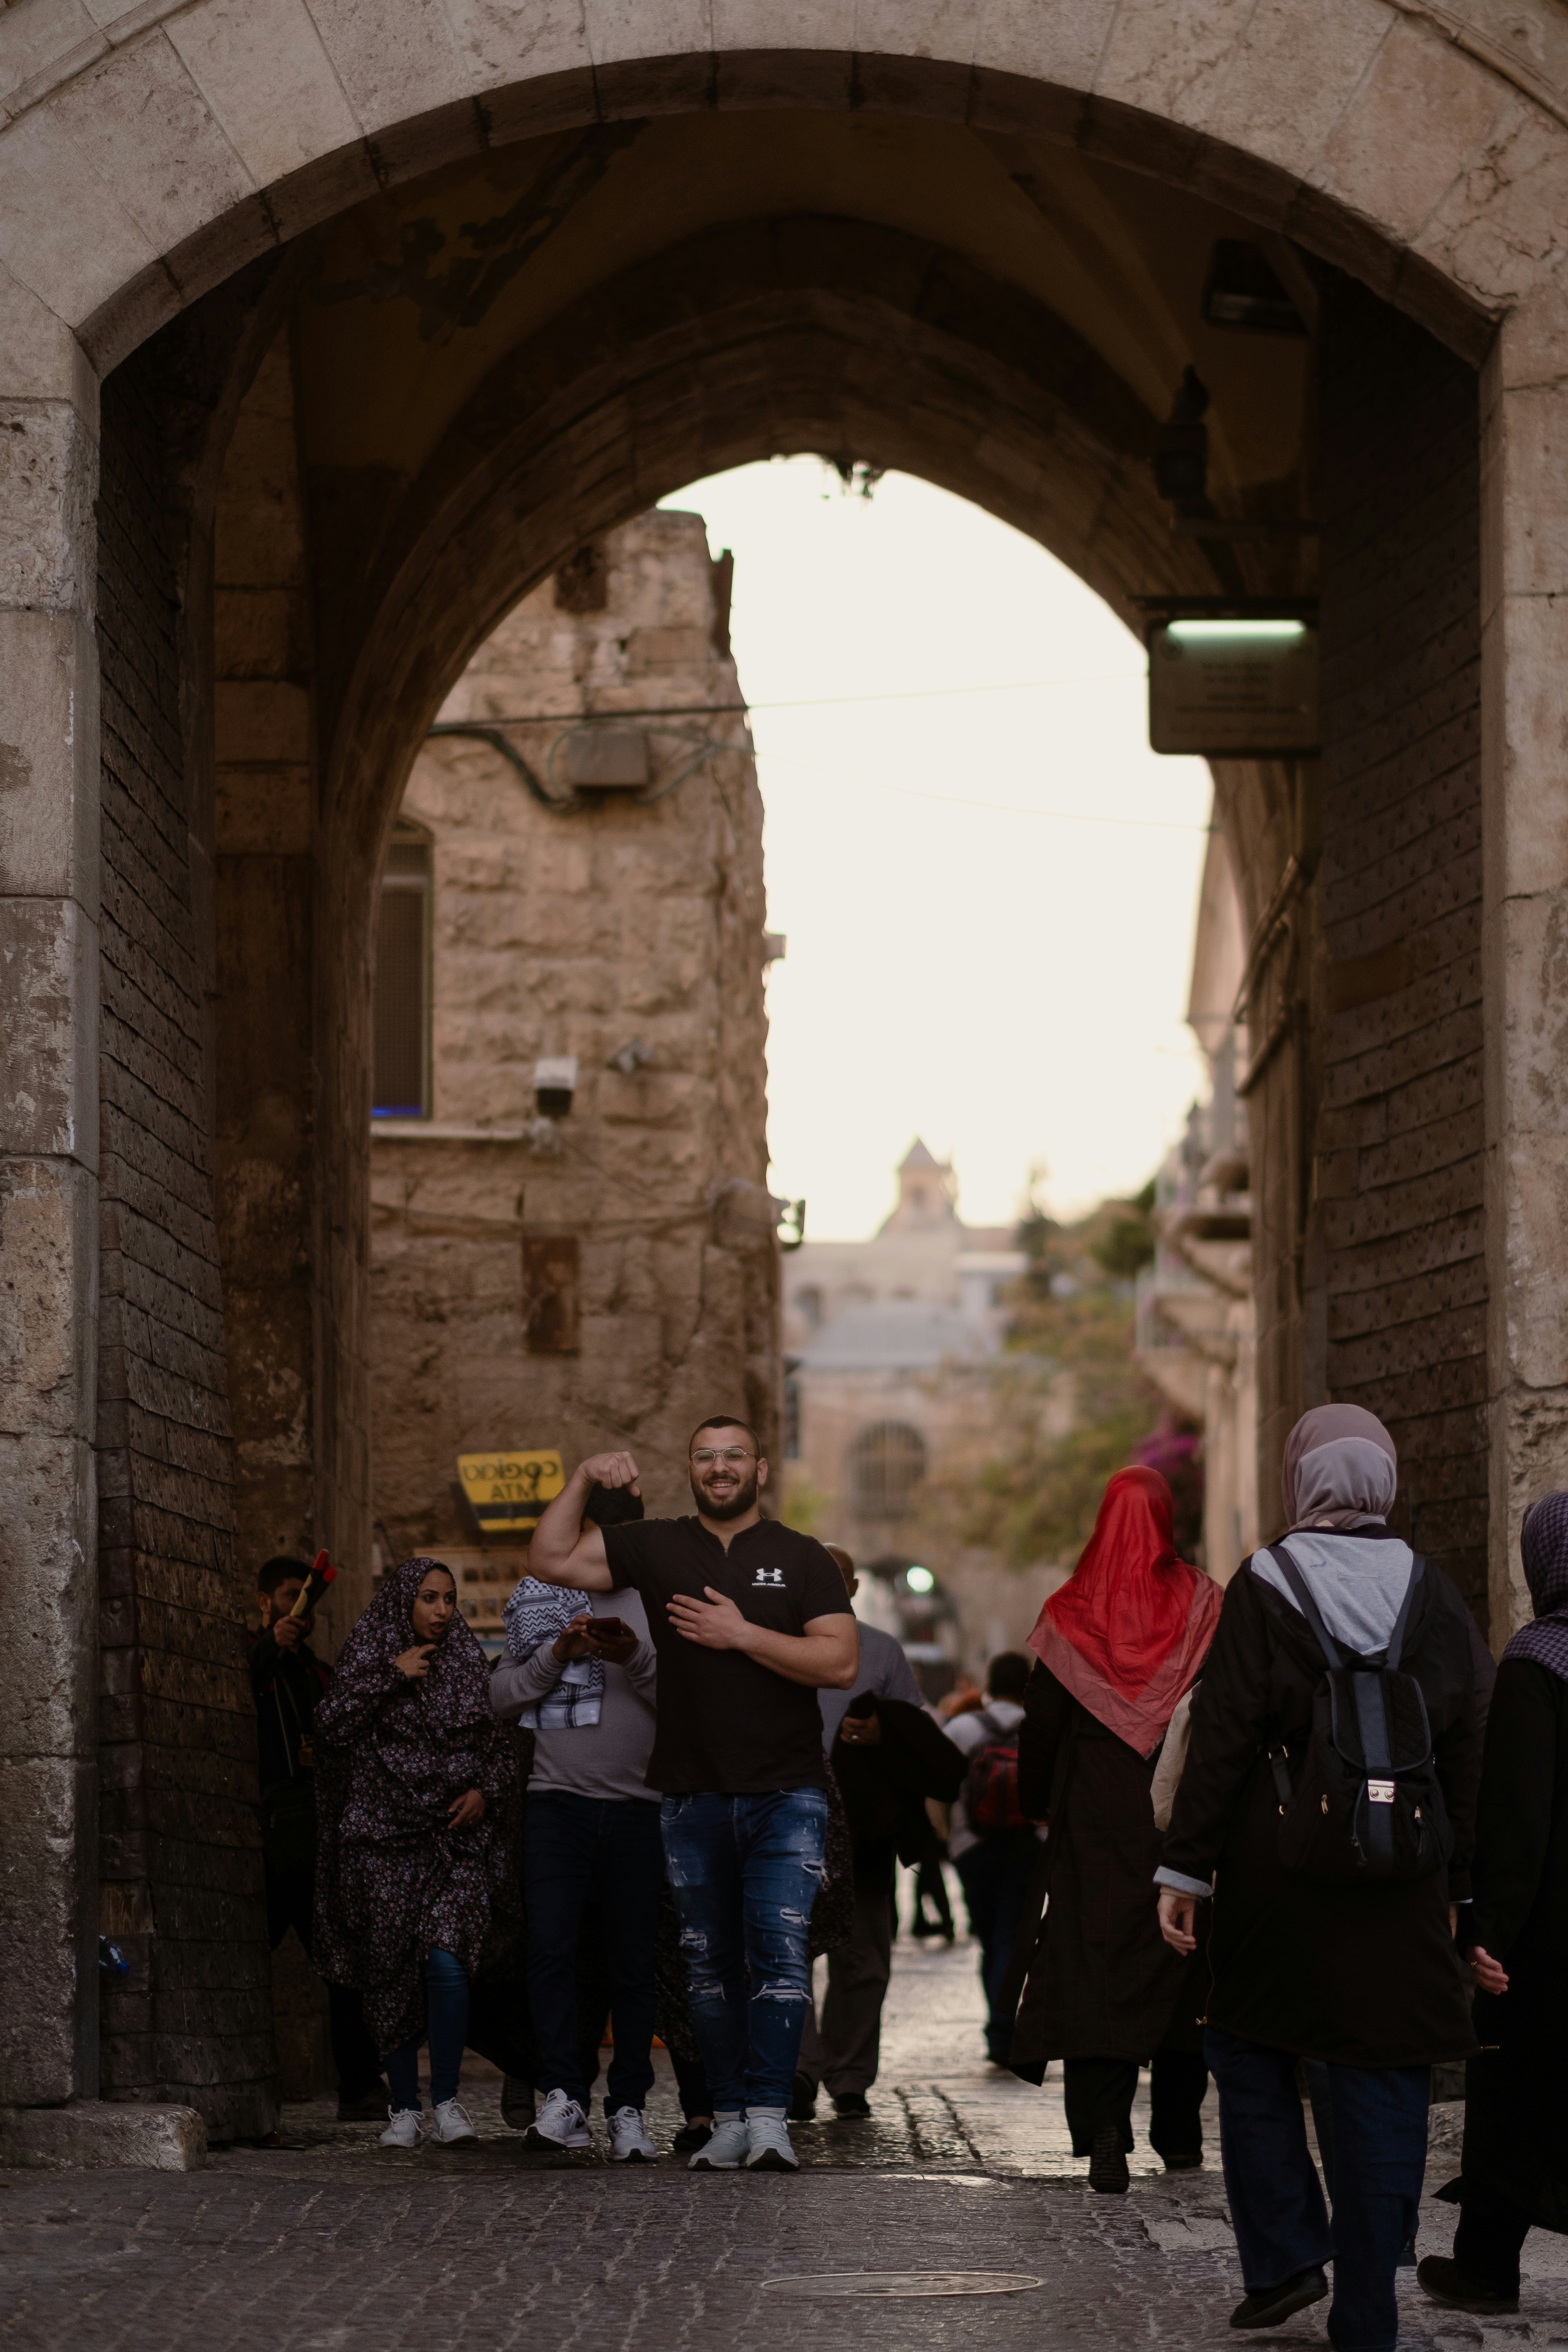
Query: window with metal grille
xmin=848 ymin=1420 xmax=927 ymax=1518
xmin=373 ymin=834 xmax=431 ymax=1117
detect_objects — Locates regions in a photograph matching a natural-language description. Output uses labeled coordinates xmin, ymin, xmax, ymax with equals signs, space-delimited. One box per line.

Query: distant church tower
xmin=879 ymin=1139 xmax=958 ymax=1233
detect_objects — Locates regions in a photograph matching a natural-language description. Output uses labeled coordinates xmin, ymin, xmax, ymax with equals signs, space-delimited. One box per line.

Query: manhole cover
xmin=762 ymin=2272 xmax=1041 ymax=2299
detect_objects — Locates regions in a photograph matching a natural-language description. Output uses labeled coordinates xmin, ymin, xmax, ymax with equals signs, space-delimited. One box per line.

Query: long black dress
xmin=1013 ymin=1665 xmax=1207 ymax=2068
xmin=1162 ymin=1557 xmax=1481 ymax=2066
xmin=1448 ymin=1656 xmax=1568 ymax=2229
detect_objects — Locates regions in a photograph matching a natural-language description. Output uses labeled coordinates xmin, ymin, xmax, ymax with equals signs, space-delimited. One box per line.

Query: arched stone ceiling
xmin=0 ymin=2 xmax=1540 ymax=380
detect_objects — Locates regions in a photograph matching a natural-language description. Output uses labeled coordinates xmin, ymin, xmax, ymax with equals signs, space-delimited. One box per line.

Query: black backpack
xmin=1263 ymin=1545 xmax=1452 ymax=1884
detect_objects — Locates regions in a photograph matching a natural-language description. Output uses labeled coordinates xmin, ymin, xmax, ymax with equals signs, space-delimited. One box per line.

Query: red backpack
xmin=963 ymin=1711 xmax=1029 ymax=1835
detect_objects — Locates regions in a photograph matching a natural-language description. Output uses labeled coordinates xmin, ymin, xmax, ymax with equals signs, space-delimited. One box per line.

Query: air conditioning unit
xmin=564 ymin=729 xmax=651 ymax=789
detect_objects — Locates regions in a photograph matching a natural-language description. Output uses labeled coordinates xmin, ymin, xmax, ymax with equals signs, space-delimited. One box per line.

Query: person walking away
xmin=250 ymin=1556 xmax=385 ymax=2118
xmin=314 ymin=1557 xmax=521 ymax=2148
xmin=794 ymin=1544 xmax=965 ymax=2121
xmin=490 ymin=1489 xmax=664 ymax=2162
xmin=1158 ymin=1405 xmax=1482 ymax=2352
xmin=1011 ymin=1466 xmax=1222 ymax=2189
xmin=944 ymin=1653 xmax=1041 ymax=2064
xmin=1418 ymin=1490 xmax=1568 ymax=2314
xmin=526 ymin=1418 xmax=858 ymax=2173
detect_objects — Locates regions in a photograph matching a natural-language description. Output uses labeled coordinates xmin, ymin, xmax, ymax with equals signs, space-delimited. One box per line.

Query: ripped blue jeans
xmin=661 ymin=1787 xmax=828 ymax=2113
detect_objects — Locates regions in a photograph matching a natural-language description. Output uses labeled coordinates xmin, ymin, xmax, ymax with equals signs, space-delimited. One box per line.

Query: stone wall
xmin=211 ymin=329 xmax=319 ymax=1590
xmin=1313 ymin=273 xmax=1487 ymax=1625
xmin=95 ymin=355 xmax=274 ymax=2136
xmin=369 ymin=510 xmax=777 ymax=1609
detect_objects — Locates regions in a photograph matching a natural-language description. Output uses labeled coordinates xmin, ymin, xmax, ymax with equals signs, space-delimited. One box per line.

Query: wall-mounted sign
xmin=1148 ymin=616 xmax=1319 ymax=757
xmin=457 ymin=1448 xmax=564 ymax=1533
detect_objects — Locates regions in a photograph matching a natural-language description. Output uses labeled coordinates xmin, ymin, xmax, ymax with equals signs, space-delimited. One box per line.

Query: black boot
xmin=1088 ymin=2126 xmax=1129 ymax=2194
xmin=1230 ymin=2267 xmax=1329 ymax=2329
xmin=1415 ymin=2256 xmax=1519 ymax=2314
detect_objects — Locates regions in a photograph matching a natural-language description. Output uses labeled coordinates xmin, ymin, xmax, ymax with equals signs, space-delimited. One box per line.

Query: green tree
xmin=952 ymin=1191 xmax=1163 ymax=1571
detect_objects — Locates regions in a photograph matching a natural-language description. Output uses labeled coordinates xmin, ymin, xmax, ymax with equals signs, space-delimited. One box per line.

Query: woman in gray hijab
xmin=1156 ymin=1404 xmax=1482 ymax=2352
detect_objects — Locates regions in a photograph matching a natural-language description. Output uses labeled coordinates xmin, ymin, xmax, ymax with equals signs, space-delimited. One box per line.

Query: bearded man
xmin=528 ymin=1418 xmax=857 ymax=2173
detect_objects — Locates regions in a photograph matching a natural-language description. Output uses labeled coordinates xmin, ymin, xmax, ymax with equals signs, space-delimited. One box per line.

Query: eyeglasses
xmin=690 ymin=1446 xmax=756 ymax=1466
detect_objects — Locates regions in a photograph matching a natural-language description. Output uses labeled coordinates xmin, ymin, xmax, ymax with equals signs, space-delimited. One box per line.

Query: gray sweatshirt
xmin=489 ymin=1586 xmax=660 ymax=1802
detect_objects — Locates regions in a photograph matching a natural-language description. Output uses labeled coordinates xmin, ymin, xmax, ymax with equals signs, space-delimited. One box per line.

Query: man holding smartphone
xmin=491 ymin=1492 xmax=664 ymax=2162
xmin=528 ymin=1418 xmax=858 ymax=2172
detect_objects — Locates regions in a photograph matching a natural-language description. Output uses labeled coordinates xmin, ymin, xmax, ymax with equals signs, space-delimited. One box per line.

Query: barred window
xmin=848 ymin=1420 xmax=927 ymax=1518
xmin=373 ymin=831 xmax=432 ymax=1117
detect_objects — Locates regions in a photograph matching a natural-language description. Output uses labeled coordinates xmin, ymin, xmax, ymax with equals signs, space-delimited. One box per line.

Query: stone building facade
xmin=1138 ymin=829 xmax=1260 ymax=1582
xmin=6 ymin=0 xmax=1568 ymax=2160
xmin=368 ymin=510 xmax=776 ymax=1636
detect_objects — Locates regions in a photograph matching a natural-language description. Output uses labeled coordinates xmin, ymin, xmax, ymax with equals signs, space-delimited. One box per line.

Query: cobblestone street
xmin=3 ymin=1917 xmax=1562 ymax=2352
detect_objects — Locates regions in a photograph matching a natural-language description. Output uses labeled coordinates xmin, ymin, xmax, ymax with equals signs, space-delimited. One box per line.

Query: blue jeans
xmin=1205 ymin=2025 xmax=1430 ymax=2352
xmin=523 ymin=1790 xmax=664 ymax=2113
xmin=660 ymin=1787 xmax=828 ymax=2113
xmin=384 ymin=1946 xmax=468 ymax=2110
xmin=953 ymin=1832 xmax=1037 ymax=2063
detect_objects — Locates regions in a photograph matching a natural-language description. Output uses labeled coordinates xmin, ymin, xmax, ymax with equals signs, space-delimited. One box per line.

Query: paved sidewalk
xmin=1 ymin=1917 xmax=1557 ymax=2352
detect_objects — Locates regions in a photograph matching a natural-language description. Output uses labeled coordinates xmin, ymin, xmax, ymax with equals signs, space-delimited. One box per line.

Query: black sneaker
xmin=1088 ymin=2126 xmax=1129 ymax=2194
xmin=672 ymin=2119 xmax=712 ymax=2155
xmin=832 ymin=2092 xmax=872 ymax=2120
xmin=500 ymin=2076 xmax=535 ymax=2131
xmin=1230 ymin=2266 xmax=1329 ymax=2329
xmin=1161 ymin=2150 xmax=1203 ymax=2172
xmin=788 ymin=2070 xmax=818 ymax=2122
xmin=1415 ymin=2256 xmax=1519 ymax=2314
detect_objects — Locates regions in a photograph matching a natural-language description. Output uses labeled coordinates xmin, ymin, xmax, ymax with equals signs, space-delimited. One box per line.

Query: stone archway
xmin=1 ymin=0 xmax=1563 ymax=2153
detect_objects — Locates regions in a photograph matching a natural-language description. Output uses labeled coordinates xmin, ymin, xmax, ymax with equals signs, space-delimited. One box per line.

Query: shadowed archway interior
xmin=59 ymin=57 xmax=1487 ymax=2141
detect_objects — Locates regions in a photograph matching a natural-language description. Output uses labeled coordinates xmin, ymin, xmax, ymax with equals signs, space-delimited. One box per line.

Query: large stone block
xmin=42 ymin=31 xmax=253 ymax=258
xmin=306 ymin=0 xmax=475 ymax=135
xmin=0 ymin=1746 xmax=96 ymax=2103
xmin=164 ymin=0 xmax=361 ymax=186
xmin=0 ymin=896 xmax=98 ymax=1167
xmin=1199 ymin=0 xmax=1391 ymax=181
xmin=0 ymin=256 xmax=96 ymax=419
xmin=0 ymin=394 xmax=94 ymax=613
xmin=0 ymin=108 xmax=155 ymax=328
xmin=0 ymin=606 xmax=97 ymax=913
xmin=0 ymin=2099 xmax=205 ymax=2169
xmin=1310 ymin=16 xmax=1512 ymax=247
xmin=0 ymin=1159 xmax=96 ymax=1439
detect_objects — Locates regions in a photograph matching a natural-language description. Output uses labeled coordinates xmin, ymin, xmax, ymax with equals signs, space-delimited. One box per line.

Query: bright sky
xmin=660 ymin=460 xmax=1213 ymax=1240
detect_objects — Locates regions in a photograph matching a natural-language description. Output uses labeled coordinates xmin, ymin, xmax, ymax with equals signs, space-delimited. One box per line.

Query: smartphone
xmin=587 ymin=1617 xmax=626 ymax=1641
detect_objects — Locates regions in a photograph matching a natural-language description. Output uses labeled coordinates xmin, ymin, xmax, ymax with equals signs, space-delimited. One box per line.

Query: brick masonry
xmin=1315 ymin=274 xmax=1487 ymax=1626
xmin=95 ymin=356 xmax=276 ymax=2137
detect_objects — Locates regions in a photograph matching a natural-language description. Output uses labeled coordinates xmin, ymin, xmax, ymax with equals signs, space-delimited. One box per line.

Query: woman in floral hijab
xmin=315 ymin=1558 xmax=520 ymax=2146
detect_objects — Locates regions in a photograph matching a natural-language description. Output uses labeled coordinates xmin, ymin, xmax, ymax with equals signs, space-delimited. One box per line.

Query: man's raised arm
xmin=528 ymin=1453 xmax=641 ymax=1590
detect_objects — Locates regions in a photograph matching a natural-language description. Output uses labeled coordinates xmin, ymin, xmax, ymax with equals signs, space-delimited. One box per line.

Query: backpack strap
xmin=1265 ymin=1543 xmax=1344 ymax=1670
xmin=1384 ymin=1555 xmax=1426 ymax=1673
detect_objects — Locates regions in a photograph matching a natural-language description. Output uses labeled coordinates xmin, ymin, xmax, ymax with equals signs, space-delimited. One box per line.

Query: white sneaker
xmin=745 ymin=2111 xmax=800 ymax=2171
xmin=689 ymin=2114 xmax=750 ymax=2169
xmin=525 ymin=2087 xmax=592 ymax=2151
xmin=378 ymin=2107 xmax=423 ymax=2149
xmin=607 ymin=2106 xmax=658 ymax=2163
xmin=428 ymin=2097 xmax=478 ymax=2145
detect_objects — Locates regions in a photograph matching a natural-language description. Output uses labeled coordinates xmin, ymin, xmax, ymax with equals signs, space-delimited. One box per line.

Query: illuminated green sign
xmin=1148 ymin=617 xmax=1318 ymax=756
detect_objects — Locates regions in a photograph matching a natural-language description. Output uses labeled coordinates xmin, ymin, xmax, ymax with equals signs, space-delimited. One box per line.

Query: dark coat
xmin=1011 ymin=1666 xmax=1207 ymax=2066
xmin=831 ymin=1695 xmax=967 ymax=1872
xmin=1452 ymin=1656 xmax=1568 ymax=2229
xmin=1161 ymin=1558 xmax=1481 ymax=2067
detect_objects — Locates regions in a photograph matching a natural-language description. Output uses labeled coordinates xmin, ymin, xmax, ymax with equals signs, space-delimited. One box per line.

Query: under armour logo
xmin=753 ymin=1566 xmax=785 ymax=1586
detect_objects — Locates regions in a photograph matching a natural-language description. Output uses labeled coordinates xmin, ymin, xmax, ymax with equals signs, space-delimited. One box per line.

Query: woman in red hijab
xmin=1010 ymin=1465 xmax=1221 ymax=2193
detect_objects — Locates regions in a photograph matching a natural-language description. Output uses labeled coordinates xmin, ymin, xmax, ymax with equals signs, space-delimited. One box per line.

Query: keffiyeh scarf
xmin=504 ymin=1576 xmax=604 ymax=1728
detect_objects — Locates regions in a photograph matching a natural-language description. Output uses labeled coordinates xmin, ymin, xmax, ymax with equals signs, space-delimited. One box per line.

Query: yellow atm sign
xmin=457 ymin=1449 xmax=564 ymax=1535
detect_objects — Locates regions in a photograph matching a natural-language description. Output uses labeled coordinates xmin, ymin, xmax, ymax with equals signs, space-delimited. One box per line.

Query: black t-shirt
xmin=601 ymin=1516 xmax=855 ymax=1794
